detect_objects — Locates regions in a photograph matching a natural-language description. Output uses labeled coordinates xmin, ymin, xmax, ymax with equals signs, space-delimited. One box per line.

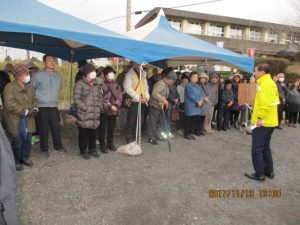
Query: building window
xmin=187 ymin=21 xmax=203 ymax=35
xmin=250 ymin=29 xmax=262 ymax=41
xmin=230 ymin=27 xmax=243 ymax=39
xmin=285 ymin=34 xmax=293 ymax=44
xmin=208 ymin=25 xmax=224 ymax=37
xmin=294 ymin=35 xmax=300 ymax=44
xmin=169 ymin=19 xmax=181 ymax=31
xmin=268 ymin=33 xmax=280 ymax=43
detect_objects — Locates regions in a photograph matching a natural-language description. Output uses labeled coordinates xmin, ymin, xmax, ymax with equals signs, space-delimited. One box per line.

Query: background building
xmin=136 ymin=8 xmax=300 ymax=57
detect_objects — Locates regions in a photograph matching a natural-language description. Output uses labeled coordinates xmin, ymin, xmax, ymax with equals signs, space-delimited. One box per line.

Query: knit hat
xmin=199 ymin=73 xmax=209 ymax=80
xmin=26 ymin=62 xmax=38 ymax=69
xmin=233 ymin=73 xmax=242 ymax=80
xmin=12 ymin=64 xmax=29 ymax=77
xmin=81 ymin=64 xmax=95 ymax=75
xmin=209 ymin=72 xmax=219 ymax=78
xmin=166 ymin=71 xmax=177 ymax=81
xmin=224 ymin=79 xmax=232 ymax=85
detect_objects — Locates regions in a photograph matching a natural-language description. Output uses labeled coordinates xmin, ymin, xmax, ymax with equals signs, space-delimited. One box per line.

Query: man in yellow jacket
xmin=245 ymin=63 xmax=280 ymax=181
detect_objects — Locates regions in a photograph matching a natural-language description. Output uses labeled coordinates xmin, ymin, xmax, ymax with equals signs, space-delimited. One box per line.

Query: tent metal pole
xmin=138 ymin=64 xmax=142 ymax=145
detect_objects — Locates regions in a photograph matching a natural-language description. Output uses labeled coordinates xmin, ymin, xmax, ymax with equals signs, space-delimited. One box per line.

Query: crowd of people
xmin=0 ymin=55 xmax=299 ymax=170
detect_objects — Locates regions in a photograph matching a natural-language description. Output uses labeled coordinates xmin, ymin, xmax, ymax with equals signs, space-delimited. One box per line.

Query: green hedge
xmin=255 ymin=57 xmax=290 ymax=76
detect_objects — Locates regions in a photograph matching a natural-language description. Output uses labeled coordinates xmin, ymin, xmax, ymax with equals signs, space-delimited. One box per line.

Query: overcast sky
xmin=1 ymin=0 xmax=296 ymax=61
xmin=41 ymin=0 xmax=295 ymax=31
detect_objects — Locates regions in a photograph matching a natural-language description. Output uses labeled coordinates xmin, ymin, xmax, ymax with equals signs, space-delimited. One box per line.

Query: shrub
xmin=255 ymin=57 xmax=290 ymax=75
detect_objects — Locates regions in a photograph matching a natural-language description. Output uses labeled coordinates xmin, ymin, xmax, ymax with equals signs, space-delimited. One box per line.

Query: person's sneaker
xmin=100 ymin=145 xmax=108 ymax=153
xmin=20 ymin=160 xmax=33 ymax=167
xmin=184 ymin=134 xmax=195 ymax=140
xmin=55 ymin=147 xmax=67 ymax=153
xmin=40 ymin=151 xmax=49 ymax=158
xmin=31 ymin=135 xmax=40 ymax=145
xmin=234 ymin=121 xmax=239 ymax=129
xmin=244 ymin=172 xmax=265 ymax=181
xmin=184 ymin=135 xmax=192 ymax=140
xmin=161 ymin=132 xmax=168 ymax=139
xmin=157 ymin=136 xmax=165 ymax=142
xmin=15 ymin=164 xmax=24 ymax=171
xmin=81 ymin=152 xmax=91 ymax=160
xmin=194 ymin=132 xmax=201 ymax=136
xmin=148 ymin=138 xmax=158 ymax=145
xmin=89 ymin=151 xmax=100 ymax=158
xmin=188 ymin=134 xmax=196 ymax=140
xmin=107 ymin=144 xmax=116 ymax=151
xmin=100 ymin=145 xmax=109 ymax=153
xmin=168 ymin=132 xmax=174 ymax=138
xmin=265 ymin=172 xmax=275 ymax=179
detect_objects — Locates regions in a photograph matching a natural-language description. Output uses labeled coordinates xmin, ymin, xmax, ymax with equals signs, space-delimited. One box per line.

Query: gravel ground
xmin=17 ymin=114 xmax=300 ymax=225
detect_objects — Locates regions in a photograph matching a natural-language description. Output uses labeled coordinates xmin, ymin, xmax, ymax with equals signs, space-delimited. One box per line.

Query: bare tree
xmin=288 ymin=0 xmax=300 ymax=26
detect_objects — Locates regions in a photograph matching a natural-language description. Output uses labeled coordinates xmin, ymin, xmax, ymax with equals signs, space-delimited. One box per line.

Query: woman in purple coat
xmin=98 ymin=66 xmax=122 ymax=153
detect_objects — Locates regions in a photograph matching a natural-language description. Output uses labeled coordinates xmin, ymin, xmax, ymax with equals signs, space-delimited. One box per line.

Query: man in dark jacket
xmin=116 ymin=65 xmax=131 ymax=92
xmin=148 ymin=71 xmax=177 ymax=144
xmin=217 ymin=80 xmax=234 ymax=131
xmin=0 ymin=123 xmax=19 ymax=225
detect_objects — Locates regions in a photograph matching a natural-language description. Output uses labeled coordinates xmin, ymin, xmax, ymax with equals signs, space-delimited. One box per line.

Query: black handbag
xmin=122 ymin=79 xmax=140 ymax=108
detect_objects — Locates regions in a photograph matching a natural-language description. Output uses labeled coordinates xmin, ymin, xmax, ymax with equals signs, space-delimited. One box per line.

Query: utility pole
xmin=126 ymin=0 xmax=131 ymax=31
xmin=26 ymin=50 xmax=30 ymax=62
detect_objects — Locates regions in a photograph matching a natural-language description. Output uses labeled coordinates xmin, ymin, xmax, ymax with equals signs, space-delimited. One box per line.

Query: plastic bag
xmin=116 ymin=142 xmax=142 ymax=156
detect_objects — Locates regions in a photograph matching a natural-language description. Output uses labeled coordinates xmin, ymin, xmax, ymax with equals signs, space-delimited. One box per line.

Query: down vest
xmin=73 ymin=78 xmax=105 ymax=129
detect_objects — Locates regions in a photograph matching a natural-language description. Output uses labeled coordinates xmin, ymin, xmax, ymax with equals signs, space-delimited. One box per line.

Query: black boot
xmin=81 ymin=151 xmax=91 ymax=160
xmin=100 ymin=144 xmax=109 ymax=153
xmin=89 ymin=149 xmax=100 ymax=158
xmin=107 ymin=143 xmax=116 ymax=151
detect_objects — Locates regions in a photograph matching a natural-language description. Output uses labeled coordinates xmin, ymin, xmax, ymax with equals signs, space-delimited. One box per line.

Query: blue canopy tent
xmin=0 ymin=1 xmax=254 ymax=72
xmin=125 ymin=9 xmax=255 ymax=73
xmin=0 ymin=1 xmax=255 ymax=148
xmin=0 ymin=0 xmax=171 ymax=63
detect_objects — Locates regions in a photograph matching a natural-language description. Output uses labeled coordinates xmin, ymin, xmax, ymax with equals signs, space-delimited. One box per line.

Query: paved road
xmin=17 ymin=119 xmax=300 ymax=225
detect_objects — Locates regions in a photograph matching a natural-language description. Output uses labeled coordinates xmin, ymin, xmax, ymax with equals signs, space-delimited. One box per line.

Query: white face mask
xmin=24 ymin=75 xmax=30 ymax=83
xmin=107 ymin=72 xmax=115 ymax=80
xmin=88 ymin=71 xmax=96 ymax=80
xmin=278 ymin=78 xmax=285 ymax=83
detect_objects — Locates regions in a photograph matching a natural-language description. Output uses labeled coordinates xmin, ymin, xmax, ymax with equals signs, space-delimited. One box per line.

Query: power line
xmin=170 ymin=0 xmax=223 ymax=9
xmin=66 ymin=0 xmax=90 ymax=13
xmin=96 ymin=11 xmax=145 ymax=24
xmin=95 ymin=0 xmax=224 ymax=25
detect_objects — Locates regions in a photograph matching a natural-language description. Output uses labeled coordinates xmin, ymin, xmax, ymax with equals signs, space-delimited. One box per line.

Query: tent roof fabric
xmin=0 ymin=0 xmax=254 ymax=72
xmin=0 ymin=0 xmax=180 ymax=63
xmin=125 ymin=10 xmax=255 ymax=72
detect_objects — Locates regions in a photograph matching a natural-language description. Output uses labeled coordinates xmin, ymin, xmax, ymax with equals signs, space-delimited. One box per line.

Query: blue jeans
xmin=10 ymin=132 xmax=32 ymax=164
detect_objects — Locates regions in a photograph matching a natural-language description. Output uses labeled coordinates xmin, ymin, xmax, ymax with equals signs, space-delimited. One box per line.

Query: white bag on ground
xmin=116 ymin=142 xmax=142 ymax=156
